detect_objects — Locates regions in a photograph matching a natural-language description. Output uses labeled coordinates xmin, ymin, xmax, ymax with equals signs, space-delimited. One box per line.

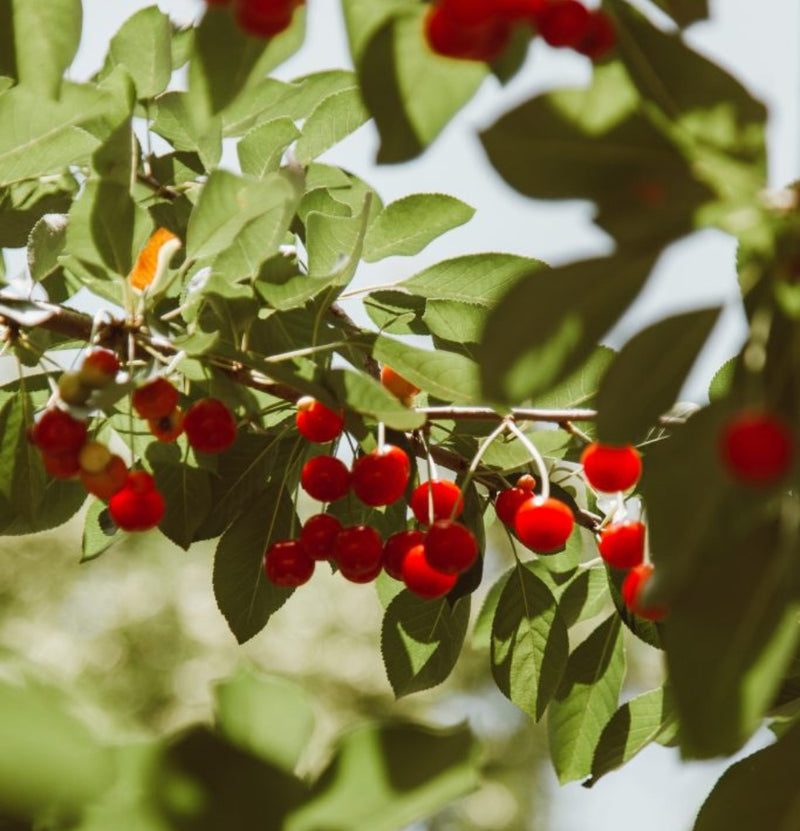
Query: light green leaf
xmin=81 ymin=499 xmax=121 ymax=563
xmin=329 ymin=369 xmax=426 ymax=431
xmin=295 ymin=86 xmax=370 ymax=164
xmin=105 ymin=6 xmax=172 ymax=100
xmin=151 ymin=91 xmax=222 ymax=170
xmin=238 ymin=118 xmax=300 ymax=178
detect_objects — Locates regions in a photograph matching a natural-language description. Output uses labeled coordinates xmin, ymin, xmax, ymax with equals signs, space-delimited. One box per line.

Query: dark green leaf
xmin=328 ymin=369 xmax=425 ymax=432
xmin=0 ymin=394 xmax=46 ymax=523
xmin=645 ymin=0 xmax=708 ymax=27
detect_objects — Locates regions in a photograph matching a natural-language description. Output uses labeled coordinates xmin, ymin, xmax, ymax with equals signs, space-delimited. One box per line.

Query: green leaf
xmin=81 ymin=499 xmax=121 ymax=563
xmin=329 ymin=369 xmax=425 ymax=432
xmin=287 ymin=721 xmax=480 ymax=831
xmin=491 ymin=562 xmax=569 ymax=720
xmin=104 ymin=6 xmax=172 ymax=100
xmin=295 ymin=86 xmax=370 ymax=164
xmin=531 ymin=347 xmax=614 ymax=412
xmin=151 ymin=92 xmax=222 ymax=170
xmin=362 ymin=193 xmax=474 ymax=262
xmin=548 ymin=614 xmax=626 ymax=783
xmin=557 ymin=565 xmax=609 ymax=629
xmin=215 ymin=669 xmax=315 ymax=773
xmin=374 ymin=336 xmax=481 ymax=404
xmin=646 ymin=0 xmax=708 ymax=27
xmin=0 ymin=394 xmax=46 ymax=523
xmin=381 ymin=591 xmax=470 ymax=697
xmin=11 ymin=0 xmax=82 ymax=99
xmin=238 ymin=118 xmax=300 ymax=178
xmin=28 ymin=213 xmax=68 ymax=287
xmin=693 ymin=721 xmax=800 ymax=831
xmin=586 ymin=687 xmax=678 ymax=786
xmin=708 ymin=355 xmax=737 ymax=402
xmin=0 ymin=174 xmax=76 ymax=247
xmin=596 ymin=307 xmax=721 ymax=443
xmin=480 ymin=254 xmax=654 ymax=404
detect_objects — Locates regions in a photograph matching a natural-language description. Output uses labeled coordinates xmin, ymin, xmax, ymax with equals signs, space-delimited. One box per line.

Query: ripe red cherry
xmin=301 ymin=455 xmax=351 ymax=502
xmin=31 ymin=408 xmax=87 ymax=455
xmin=295 ymin=396 xmax=344 ymax=443
xmin=598 ymin=521 xmax=645 ymax=569
xmin=492 ymin=0 xmax=548 ymax=21
xmin=351 ymin=445 xmax=410 ymax=507
xmin=79 ymin=349 xmax=120 ymax=389
xmin=264 ymin=540 xmax=314 ymax=587
xmin=576 ymin=9 xmax=616 ymax=60
xmin=148 ymin=408 xmax=185 ymax=442
xmin=334 ymin=525 xmax=383 ymax=580
xmin=234 ymin=0 xmax=301 ymax=37
xmin=424 ymin=519 xmax=479 ymax=574
xmin=108 ymin=471 xmax=165 ymax=532
xmin=409 ymin=479 xmax=464 ymax=525
xmin=300 ymin=513 xmax=343 ymax=560
xmin=383 ymin=530 xmax=425 ymax=581
xmin=401 ymin=544 xmax=458 ymax=599
xmin=424 ymin=3 xmax=512 ymax=62
xmin=514 ymin=496 xmax=574 ymax=553
xmin=535 ymin=0 xmax=591 ymax=48
xmin=581 ymin=442 xmax=642 ymax=493
xmin=81 ymin=455 xmax=128 ymax=501
xmin=719 ymin=410 xmax=795 ymax=486
xmin=381 ymin=365 xmax=420 ymax=401
xmin=132 ymin=378 xmax=179 ymax=420
xmin=621 ymin=563 xmax=667 ymax=621
xmin=184 ymin=398 xmax=237 ymax=453
xmin=41 ymin=451 xmax=81 ymax=479
xmin=495 ymin=475 xmax=536 ymax=526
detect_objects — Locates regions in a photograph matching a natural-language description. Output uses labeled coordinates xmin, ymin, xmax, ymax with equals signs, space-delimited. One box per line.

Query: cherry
xmin=581 ymin=442 xmax=642 ymax=493
xmin=58 ymin=371 xmax=90 ymax=407
xmin=78 ymin=441 xmax=112 ymax=474
xmin=108 ymin=471 xmax=165 ymax=531
xmin=492 ymin=0 xmax=548 ymax=21
xmin=301 ymin=455 xmax=351 ymax=502
xmin=495 ymin=474 xmax=536 ymax=526
xmin=81 ymin=454 xmax=128 ymax=501
xmin=339 ymin=557 xmax=383 ymax=584
xmin=621 ymin=563 xmax=667 ymax=621
xmin=425 ymin=3 xmax=512 ymax=62
xmin=380 ymin=366 xmax=420 ymax=402
xmin=401 ymin=544 xmax=457 ymax=599
xmin=576 ymin=9 xmax=616 ymax=60
xmin=514 ymin=496 xmax=574 ymax=553
xmin=264 ymin=539 xmax=314 ymax=587
xmin=409 ymin=479 xmax=464 ymax=525
xmin=351 ymin=445 xmax=410 ymax=507
xmin=31 ymin=408 xmax=87 ymax=456
xmin=295 ymin=396 xmax=344 ymax=443
xmin=535 ymin=0 xmax=591 ymax=48
xmin=148 ymin=408 xmax=185 ymax=442
xmin=299 ymin=513 xmax=343 ymax=560
xmin=79 ymin=349 xmax=120 ymax=389
xmin=42 ymin=451 xmax=81 ymax=479
xmin=132 ymin=378 xmax=179 ymax=420
xmin=719 ymin=410 xmax=795 ymax=486
xmin=424 ymin=519 xmax=479 ymax=574
xmin=598 ymin=521 xmax=645 ymax=569
xmin=234 ymin=0 xmax=301 ymax=37
xmin=383 ymin=529 xmax=425 ymax=581
xmin=184 ymin=398 xmax=237 ymax=453
xmin=334 ymin=525 xmax=383 ymax=580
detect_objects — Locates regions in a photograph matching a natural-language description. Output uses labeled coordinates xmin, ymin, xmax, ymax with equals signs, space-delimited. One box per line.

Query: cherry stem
xmin=377 ymin=421 xmax=386 ymax=453
xmin=505 ymin=420 xmax=550 ymax=502
xmin=458 ymin=420 xmax=510 ymax=501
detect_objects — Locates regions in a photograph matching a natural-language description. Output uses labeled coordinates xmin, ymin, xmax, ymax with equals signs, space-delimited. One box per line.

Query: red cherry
xmin=108 ymin=471 xmax=165 ymax=532
xmin=81 ymin=455 xmax=128 ymax=501
xmin=576 ymin=9 xmax=616 ymax=60
xmin=492 ymin=0 xmax=547 ymax=21
xmin=401 ymin=544 xmax=457 ymax=599
xmin=184 ymin=398 xmax=237 ymax=454
xmin=351 ymin=445 xmax=410 ymax=507
xmin=148 ymin=408 xmax=185 ymax=442
xmin=581 ymin=442 xmax=642 ymax=493
xmin=41 ymin=451 xmax=81 ymax=479
xmin=295 ymin=396 xmax=344 ymax=443
xmin=409 ymin=479 xmax=464 ymax=525
xmin=301 ymin=455 xmax=351 ymax=502
xmin=30 ymin=408 xmax=87 ymax=456
xmin=425 ymin=3 xmax=512 ymax=62
xmin=535 ymin=0 xmax=590 ymax=48
xmin=264 ymin=540 xmax=314 ymax=587
xmin=383 ymin=530 xmax=425 ymax=581
xmin=495 ymin=476 xmax=536 ymax=526
xmin=380 ymin=366 xmax=420 ymax=401
xmin=132 ymin=378 xmax=179 ymax=420
xmin=79 ymin=349 xmax=120 ymax=389
xmin=719 ymin=410 xmax=795 ymax=486
xmin=299 ymin=513 xmax=343 ymax=560
xmin=514 ymin=496 xmax=574 ymax=553
xmin=234 ymin=0 xmax=300 ymax=37
xmin=424 ymin=519 xmax=479 ymax=574
xmin=598 ymin=521 xmax=645 ymax=569
xmin=621 ymin=563 xmax=667 ymax=621
xmin=334 ymin=525 xmax=383 ymax=580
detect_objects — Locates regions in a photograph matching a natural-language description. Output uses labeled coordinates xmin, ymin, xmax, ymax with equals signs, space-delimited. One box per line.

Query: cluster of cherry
xmin=27 ymin=352 xmax=237 ymax=532
xmin=425 ymin=0 xmax=616 ymax=63
xmin=203 ymin=0 xmax=305 ymax=38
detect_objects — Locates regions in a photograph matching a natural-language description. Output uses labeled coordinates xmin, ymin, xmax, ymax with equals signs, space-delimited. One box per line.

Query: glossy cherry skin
xmin=580 ymin=442 xmax=642 ymax=493
xmin=234 ymin=0 xmax=302 ymax=37
xmin=31 ymin=408 xmax=87 ymax=456
xmin=184 ymin=398 xmax=237 ymax=454
xmin=301 ymin=456 xmax=351 ymax=503
xmin=383 ymin=530 xmax=425 ymax=581
xmin=334 ymin=525 xmax=383 ymax=579
xmin=132 ymin=378 xmax=179 ymax=420
xmin=514 ymin=496 xmax=574 ymax=553
xmin=576 ymin=9 xmax=616 ymax=60
xmin=598 ymin=521 xmax=645 ymax=569
xmin=81 ymin=455 xmax=128 ymax=501
xmin=535 ymin=0 xmax=590 ymax=48
xmin=295 ymin=397 xmax=344 ymax=443
xmin=300 ymin=513 xmax=343 ymax=560
xmin=424 ymin=520 xmax=479 ymax=574
xmin=264 ymin=540 xmax=314 ymax=587
xmin=351 ymin=445 xmax=410 ymax=507
xmin=401 ymin=544 xmax=458 ymax=600
xmin=425 ymin=2 xmax=512 ymax=62
xmin=621 ymin=563 xmax=667 ymax=621
xmin=108 ymin=472 xmax=165 ymax=532
xmin=495 ymin=475 xmax=536 ymax=526
xmin=719 ymin=410 xmax=795 ymax=486
xmin=79 ymin=349 xmax=120 ymax=389
xmin=409 ymin=480 xmax=464 ymax=525
xmin=42 ymin=451 xmax=81 ymax=479
xmin=148 ymin=408 xmax=185 ymax=442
